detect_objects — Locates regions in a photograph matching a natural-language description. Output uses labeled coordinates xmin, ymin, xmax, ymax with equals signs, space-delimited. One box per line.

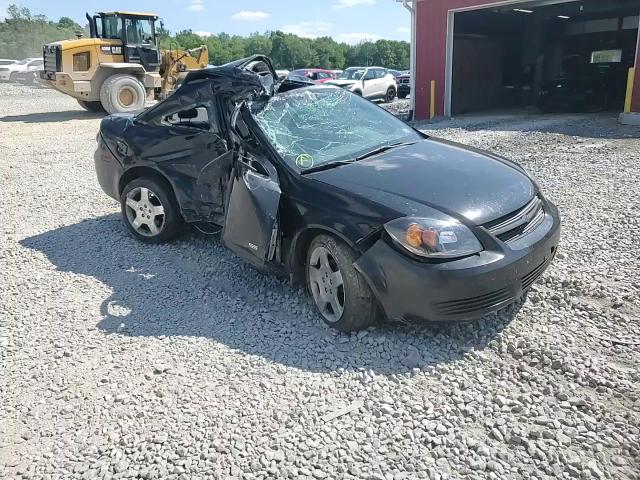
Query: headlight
xmin=384 ymin=216 xmax=482 ymax=259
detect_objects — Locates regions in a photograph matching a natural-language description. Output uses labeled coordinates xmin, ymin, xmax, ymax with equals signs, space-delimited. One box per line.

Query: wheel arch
xmin=93 ymin=65 xmax=146 ymax=93
xmin=119 ymin=166 xmax=178 ymax=202
xmin=287 ymin=225 xmax=357 ymax=285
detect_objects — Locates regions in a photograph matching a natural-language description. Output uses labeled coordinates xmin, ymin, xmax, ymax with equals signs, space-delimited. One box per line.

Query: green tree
xmin=245 ymin=32 xmax=272 ymax=58
xmin=0 ymin=4 xmax=82 ymax=58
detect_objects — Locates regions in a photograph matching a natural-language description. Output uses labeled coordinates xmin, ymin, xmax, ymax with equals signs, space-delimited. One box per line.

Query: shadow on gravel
xmin=21 ymin=214 xmax=520 ymax=374
xmin=416 ymin=112 xmax=640 ymax=140
xmin=0 ymin=110 xmax=104 ymax=123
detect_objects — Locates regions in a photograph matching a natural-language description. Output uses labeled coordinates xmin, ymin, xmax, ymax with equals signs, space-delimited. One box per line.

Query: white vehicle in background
xmin=326 ymin=66 xmax=396 ymax=102
xmin=0 ymin=59 xmax=18 ymax=66
xmin=0 ymin=58 xmax=44 ymax=81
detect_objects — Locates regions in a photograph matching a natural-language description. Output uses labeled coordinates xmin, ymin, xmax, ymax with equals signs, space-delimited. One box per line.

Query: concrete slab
xmin=619 ymin=112 xmax=640 ymax=126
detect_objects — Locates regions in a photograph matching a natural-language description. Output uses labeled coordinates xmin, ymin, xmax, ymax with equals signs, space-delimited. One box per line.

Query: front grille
xmin=42 ymin=44 xmax=61 ymax=80
xmin=485 ymin=195 xmax=544 ymax=243
xmin=434 ymin=287 xmax=513 ymax=316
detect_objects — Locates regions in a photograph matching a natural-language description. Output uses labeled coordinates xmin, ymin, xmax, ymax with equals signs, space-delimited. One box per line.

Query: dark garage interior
xmin=451 ymin=0 xmax=640 ymax=115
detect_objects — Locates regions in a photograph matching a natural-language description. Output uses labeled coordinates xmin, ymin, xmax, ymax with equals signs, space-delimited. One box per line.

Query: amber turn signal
xmin=406 ymin=223 xmax=439 ymax=250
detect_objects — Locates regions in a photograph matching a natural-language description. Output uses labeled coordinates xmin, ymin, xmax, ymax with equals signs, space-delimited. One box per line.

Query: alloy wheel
xmin=308 ymin=245 xmax=345 ymax=323
xmin=386 ymin=88 xmax=395 ymax=102
xmin=124 ymin=187 xmax=165 ymax=237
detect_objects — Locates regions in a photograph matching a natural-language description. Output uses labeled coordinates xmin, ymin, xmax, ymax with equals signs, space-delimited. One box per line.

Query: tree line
xmin=0 ymin=5 xmax=410 ymax=70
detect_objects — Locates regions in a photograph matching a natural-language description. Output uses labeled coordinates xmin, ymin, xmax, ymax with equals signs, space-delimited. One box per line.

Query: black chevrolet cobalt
xmin=94 ymin=55 xmax=560 ymax=332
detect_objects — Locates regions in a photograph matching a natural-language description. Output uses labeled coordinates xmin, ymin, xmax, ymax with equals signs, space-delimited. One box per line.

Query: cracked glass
xmin=250 ymin=86 xmax=420 ymax=171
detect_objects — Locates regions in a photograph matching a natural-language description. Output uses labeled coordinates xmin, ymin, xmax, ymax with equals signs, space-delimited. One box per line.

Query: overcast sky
xmin=0 ymin=0 xmax=411 ymax=44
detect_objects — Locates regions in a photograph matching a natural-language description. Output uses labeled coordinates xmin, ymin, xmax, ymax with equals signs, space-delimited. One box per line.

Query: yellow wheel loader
xmin=40 ymin=11 xmax=208 ymax=114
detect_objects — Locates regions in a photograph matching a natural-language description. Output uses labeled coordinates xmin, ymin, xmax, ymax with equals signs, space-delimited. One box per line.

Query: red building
xmin=407 ymin=0 xmax=640 ymax=121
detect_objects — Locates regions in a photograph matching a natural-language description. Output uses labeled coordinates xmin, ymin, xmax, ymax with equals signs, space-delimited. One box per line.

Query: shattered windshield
xmin=250 ymin=86 xmax=420 ymax=170
xmin=337 ymin=68 xmax=365 ymax=80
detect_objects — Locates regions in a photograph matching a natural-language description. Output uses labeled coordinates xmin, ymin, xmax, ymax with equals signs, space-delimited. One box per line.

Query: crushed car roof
xmin=180 ymin=55 xmax=314 ymax=100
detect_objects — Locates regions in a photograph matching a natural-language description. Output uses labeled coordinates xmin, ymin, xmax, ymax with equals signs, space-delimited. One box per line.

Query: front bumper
xmin=397 ymin=85 xmax=410 ymax=95
xmin=94 ymin=137 xmax=123 ymax=201
xmin=355 ymin=202 xmax=561 ymax=322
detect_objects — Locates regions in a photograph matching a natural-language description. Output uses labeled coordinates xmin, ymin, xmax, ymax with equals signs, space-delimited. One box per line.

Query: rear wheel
xmin=120 ymin=177 xmax=184 ymax=244
xmin=306 ymin=234 xmax=379 ymax=332
xmin=77 ymin=99 xmax=105 ymax=113
xmin=385 ymin=86 xmax=396 ymax=103
xmin=100 ymin=74 xmax=146 ymax=114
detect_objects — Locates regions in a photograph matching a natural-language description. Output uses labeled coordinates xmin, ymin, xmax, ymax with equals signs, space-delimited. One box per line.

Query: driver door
xmin=221 ymin=109 xmax=281 ymax=268
xmin=222 ymin=147 xmax=281 ymax=268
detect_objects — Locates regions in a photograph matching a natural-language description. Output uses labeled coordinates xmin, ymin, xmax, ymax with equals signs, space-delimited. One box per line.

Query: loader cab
xmin=87 ymin=11 xmax=160 ymax=72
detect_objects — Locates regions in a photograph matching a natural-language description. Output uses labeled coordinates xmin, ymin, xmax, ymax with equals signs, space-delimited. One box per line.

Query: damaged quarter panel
xmin=130 ymin=79 xmax=231 ymax=223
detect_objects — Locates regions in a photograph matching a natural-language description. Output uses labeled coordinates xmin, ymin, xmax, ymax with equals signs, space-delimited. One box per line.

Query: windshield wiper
xmin=301 ymin=160 xmax=356 ymax=175
xmin=355 ymin=141 xmax=417 ymax=161
xmin=300 ymin=141 xmax=418 ymax=175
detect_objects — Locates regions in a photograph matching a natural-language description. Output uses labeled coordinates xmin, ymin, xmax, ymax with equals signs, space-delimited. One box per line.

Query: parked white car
xmin=0 ymin=58 xmax=44 ymax=81
xmin=326 ymin=66 xmax=396 ymax=102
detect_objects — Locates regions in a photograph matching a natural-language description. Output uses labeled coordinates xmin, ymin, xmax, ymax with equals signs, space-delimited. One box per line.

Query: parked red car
xmin=288 ymin=68 xmax=337 ymax=83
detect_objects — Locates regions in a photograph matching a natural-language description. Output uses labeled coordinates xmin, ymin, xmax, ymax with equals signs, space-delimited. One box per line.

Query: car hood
xmin=326 ymin=79 xmax=358 ymax=87
xmin=307 ymin=138 xmax=536 ymax=225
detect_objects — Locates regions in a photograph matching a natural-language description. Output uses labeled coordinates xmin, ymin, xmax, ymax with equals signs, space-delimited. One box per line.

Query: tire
xmin=120 ymin=177 xmax=184 ymax=244
xmin=100 ymin=74 xmax=146 ymax=114
xmin=77 ymin=99 xmax=106 ymax=113
xmin=306 ymin=234 xmax=379 ymax=332
xmin=385 ymin=86 xmax=396 ymax=103
xmin=398 ymin=92 xmax=407 ymax=99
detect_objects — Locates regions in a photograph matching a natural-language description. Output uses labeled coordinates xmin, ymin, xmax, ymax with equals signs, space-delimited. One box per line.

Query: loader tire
xmin=77 ymin=99 xmax=105 ymax=113
xmin=100 ymin=74 xmax=146 ymax=114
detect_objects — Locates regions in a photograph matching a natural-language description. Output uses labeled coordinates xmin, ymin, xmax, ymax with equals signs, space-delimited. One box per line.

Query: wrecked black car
xmin=94 ymin=55 xmax=561 ymax=332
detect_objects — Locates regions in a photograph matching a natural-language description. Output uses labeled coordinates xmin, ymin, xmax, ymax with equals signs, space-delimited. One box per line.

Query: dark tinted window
xmin=152 ymin=104 xmax=217 ymax=132
xmin=103 ymin=15 xmax=122 ymax=40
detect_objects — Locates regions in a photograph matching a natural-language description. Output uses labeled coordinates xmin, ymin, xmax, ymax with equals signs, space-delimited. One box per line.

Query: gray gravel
xmin=2 ymin=82 xmax=640 ymax=480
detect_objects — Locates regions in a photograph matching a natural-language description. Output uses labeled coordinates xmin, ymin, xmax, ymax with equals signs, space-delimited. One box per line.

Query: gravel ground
xmin=1 ymin=82 xmax=639 ymax=480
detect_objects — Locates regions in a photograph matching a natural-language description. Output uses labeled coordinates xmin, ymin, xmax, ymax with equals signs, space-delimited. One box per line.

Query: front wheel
xmin=120 ymin=177 xmax=184 ymax=244
xmin=385 ymin=86 xmax=396 ymax=103
xmin=100 ymin=74 xmax=146 ymax=114
xmin=306 ymin=234 xmax=379 ymax=332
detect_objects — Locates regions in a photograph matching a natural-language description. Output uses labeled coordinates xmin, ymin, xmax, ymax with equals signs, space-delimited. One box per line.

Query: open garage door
xmin=450 ymin=0 xmax=640 ymax=115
